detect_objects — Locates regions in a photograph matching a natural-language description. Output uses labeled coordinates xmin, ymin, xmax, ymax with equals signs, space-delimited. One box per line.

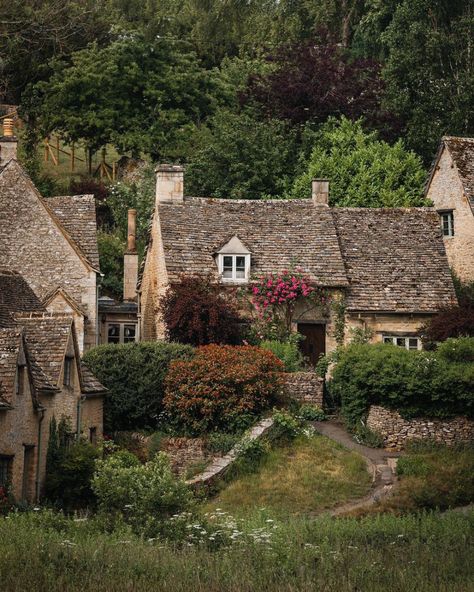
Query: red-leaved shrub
xmin=163 ymin=345 xmax=284 ymax=434
xmin=421 ymin=306 xmax=474 ymax=345
xmin=160 ymin=275 xmax=244 ymax=346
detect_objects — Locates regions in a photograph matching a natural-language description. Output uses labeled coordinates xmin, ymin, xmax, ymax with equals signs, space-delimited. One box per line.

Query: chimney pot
xmin=155 ymin=164 xmax=184 ymax=203
xmin=312 ymin=179 xmax=329 ymax=206
xmin=0 ymin=117 xmax=18 ymax=164
xmin=126 ymin=209 xmax=137 ymax=254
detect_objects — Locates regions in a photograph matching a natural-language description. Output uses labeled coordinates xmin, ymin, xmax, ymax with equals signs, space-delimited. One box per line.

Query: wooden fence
xmin=43 ymin=137 xmax=117 ymax=180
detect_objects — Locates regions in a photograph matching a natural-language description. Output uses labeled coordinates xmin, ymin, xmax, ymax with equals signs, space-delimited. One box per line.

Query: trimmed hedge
xmin=329 ymin=339 xmax=474 ymax=428
xmin=83 ymin=342 xmax=194 ymax=432
xmin=163 ymin=345 xmax=284 ymax=434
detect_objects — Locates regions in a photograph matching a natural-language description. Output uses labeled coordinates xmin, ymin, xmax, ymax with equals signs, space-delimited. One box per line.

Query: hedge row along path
xmin=311 ymin=419 xmax=402 ymax=516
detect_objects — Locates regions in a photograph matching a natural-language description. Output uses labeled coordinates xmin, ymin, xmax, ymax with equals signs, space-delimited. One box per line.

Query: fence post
xmin=71 ymin=143 xmax=75 ymax=172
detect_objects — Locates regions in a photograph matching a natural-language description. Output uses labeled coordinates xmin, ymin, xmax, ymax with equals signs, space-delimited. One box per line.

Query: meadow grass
xmin=205 ymin=434 xmax=372 ymax=517
xmin=0 ymin=509 xmax=473 ymax=591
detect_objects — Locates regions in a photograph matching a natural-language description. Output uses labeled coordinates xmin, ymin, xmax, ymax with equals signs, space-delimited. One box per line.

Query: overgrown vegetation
xmin=83 ymin=342 xmax=194 ymax=432
xmin=260 ymin=339 xmax=306 ymax=372
xmin=329 ymin=339 xmax=474 ymax=428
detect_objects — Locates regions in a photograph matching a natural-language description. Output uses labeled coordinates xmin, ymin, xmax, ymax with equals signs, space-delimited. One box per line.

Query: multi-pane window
xmin=440 ymin=211 xmax=454 ymax=237
xmin=220 ymin=254 xmax=249 ymax=282
xmin=383 ymin=336 xmax=422 ymax=350
xmin=107 ymin=323 xmax=137 ymax=344
xmin=63 ymin=357 xmax=74 ymax=387
xmin=0 ymin=456 xmax=12 ymax=488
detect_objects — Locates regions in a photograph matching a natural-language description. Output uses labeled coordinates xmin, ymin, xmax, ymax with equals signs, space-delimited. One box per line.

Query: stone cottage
xmin=0 ymin=270 xmax=106 ymax=502
xmin=0 ymin=119 xmax=101 ymax=352
xmin=138 ymin=166 xmax=457 ymax=363
xmin=425 ymin=136 xmax=474 ymax=283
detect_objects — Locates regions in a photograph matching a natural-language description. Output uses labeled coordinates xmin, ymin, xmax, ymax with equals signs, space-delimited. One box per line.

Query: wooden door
xmin=298 ymin=323 xmax=326 ymax=366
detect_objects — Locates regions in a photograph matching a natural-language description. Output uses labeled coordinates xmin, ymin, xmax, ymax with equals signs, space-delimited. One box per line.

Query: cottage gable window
xmin=216 ymin=236 xmax=251 ymax=283
xmin=439 ymin=211 xmax=454 ymax=237
xmin=383 ymin=335 xmax=422 ymax=350
xmin=63 ymin=356 xmax=74 ymax=387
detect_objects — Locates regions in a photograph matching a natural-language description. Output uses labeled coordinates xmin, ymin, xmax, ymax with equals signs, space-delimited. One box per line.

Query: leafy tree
xmin=24 ymin=33 xmax=219 ymax=160
xmin=382 ymin=0 xmax=474 ymax=161
xmin=97 ymin=231 xmax=125 ymax=299
xmin=185 ymin=108 xmax=298 ymax=199
xmin=289 ymin=117 xmax=427 ymax=206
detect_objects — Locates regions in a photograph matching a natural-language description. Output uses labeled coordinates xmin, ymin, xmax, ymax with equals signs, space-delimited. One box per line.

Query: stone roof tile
xmin=0 ymin=270 xmax=45 ymax=328
xmin=443 ymin=136 xmax=474 ymax=214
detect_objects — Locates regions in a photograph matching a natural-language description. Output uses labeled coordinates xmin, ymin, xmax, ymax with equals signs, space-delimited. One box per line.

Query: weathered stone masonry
xmin=283 ymin=372 xmax=324 ymax=407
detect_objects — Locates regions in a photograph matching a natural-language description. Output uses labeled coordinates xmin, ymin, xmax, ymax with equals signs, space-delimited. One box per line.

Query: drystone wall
xmin=283 ymin=372 xmax=324 ymax=407
xmin=367 ymin=405 xmax=474 ymax=450
xmin=161 ymin=437 xmax=211 ymax=476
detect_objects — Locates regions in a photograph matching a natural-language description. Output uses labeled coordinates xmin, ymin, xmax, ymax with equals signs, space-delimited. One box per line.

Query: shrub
xmin=163 ymin=345 xmax=284 ymax=434
xmin=298 ymin=404 xmax=326 ymax=422
xmin=329 ymin=340 xmax=474 ymax=429
xmin=92 ymin=451 xmax=191 ymax=532
xmin=260 ymin=339 xmax=306 ymax=372
xmin=83 ymin=342 xmax=195 ymax=432
xmin=160 ymin=275 xmax=244 ymax=346
xmin=205 ymin=432 xmax=240 ymax=455
xmin=421 ymin=305 xmax=474 ymax=344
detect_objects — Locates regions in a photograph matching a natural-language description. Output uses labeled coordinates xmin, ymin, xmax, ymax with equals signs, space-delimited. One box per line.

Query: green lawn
xmin=205 ymin=434 xmax=372 ymax=517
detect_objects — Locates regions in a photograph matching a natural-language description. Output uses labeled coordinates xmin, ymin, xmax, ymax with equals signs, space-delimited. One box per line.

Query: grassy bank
xmin=206 ymin=434 xmax=372 ymax=517
xmin=0 ymin=510 xmax=473 ymax=592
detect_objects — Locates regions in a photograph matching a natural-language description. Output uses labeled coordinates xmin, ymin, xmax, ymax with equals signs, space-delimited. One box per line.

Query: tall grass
xmin=0 ymin=510 xmax=473 ymax=591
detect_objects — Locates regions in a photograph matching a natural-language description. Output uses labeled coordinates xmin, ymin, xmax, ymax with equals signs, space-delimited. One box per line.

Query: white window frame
xmin=440 ymin=211 xmax=454 ymax=237
xmin=382 ymin=335 xmax=422 ymax=350
xmin=218 ymin=254 xmax=250 ymax=283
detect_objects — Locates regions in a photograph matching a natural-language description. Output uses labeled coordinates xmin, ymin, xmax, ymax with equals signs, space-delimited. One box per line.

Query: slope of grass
xmin=205 ymin=434 xmax=372 ymax=517
xmin=0 ymin=510 xmax=473 ymax=592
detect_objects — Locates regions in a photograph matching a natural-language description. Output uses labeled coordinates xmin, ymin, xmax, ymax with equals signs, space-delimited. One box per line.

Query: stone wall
xmin=283 ymin=372 xmax=324 ymax=407
xmin=161 ymin=437 xmax=211 ymax=476
xmin=367 ymin=405 xmax=474 ymax=449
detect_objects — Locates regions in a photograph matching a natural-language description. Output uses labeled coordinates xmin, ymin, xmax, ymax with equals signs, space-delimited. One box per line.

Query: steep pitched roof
xmin=0 ymin=328 xmax=21 ymax=407
xmin=428 ymin=137 xmax=474 ymax=214
xmin=47 ymin=195 xmax=100 ymax=269
xmin=332 ymin=208 xmax=457 ymax=313
xmin=0 ymin=270 xmax=45 ymax=327
xmin=80 ymin=362 xmax=107 ymax=396
xmin=0 ymin=160 xmax=100 ymax=272
xmin=156 ymin=197 xmax=349 ymax=287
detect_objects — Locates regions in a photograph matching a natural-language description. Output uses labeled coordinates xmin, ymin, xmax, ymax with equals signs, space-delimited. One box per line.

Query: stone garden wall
xmin=283 ymin=372 xmax=324 ymax=407
xmin=161 ymin=437 xmax=211 ymax=476
xmin=367 ymin=405 xmax=474 ymax=450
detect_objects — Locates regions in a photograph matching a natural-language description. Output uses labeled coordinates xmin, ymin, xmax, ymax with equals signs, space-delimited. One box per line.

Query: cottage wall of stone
xmin=426 ymin=148 xmax=474 ymax=282
xmin=0 ymin=374 xmax=39 ymax=502
xmin=81 ymin=397 xmax=104 ymax=440
xmin=0 ymin=165 xmax=98 ymax=350
xmin=345 ymin=312 xmax=430 ymax=345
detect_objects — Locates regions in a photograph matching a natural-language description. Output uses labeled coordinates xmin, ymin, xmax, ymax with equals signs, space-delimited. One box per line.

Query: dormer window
xmin=215 ymin=236 xmax=251 ymax=283
xmin=440 ymin=210 xmax=454 ymax=237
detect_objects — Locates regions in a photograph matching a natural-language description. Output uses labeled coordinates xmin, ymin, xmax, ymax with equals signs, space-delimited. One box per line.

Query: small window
xmin=0 ymin=456 xmax=12 ymax=488
xmin=107 ymin=324 xmax=120 ymax=344
xmin=440 ymin=211 xmax=454 ymax=237
xmin=123 ymin=325 xmax=136 ymax=343
xmin=383 ymin=335 xmax=422 ymax=350
xmin=63 ymin=357 xmax=74 ymax=387
xmin=16 ymin=364 xmax=26 ymax=395
xmin=219 ymin=254 xmax=249 ymax=282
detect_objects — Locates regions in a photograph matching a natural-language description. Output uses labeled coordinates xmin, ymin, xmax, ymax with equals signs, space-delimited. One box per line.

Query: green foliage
xmin=92 ymin=450 xmax=191 ymax=532
xmin=97 ymin=231 xmax=125 ymax=299
xmin=298 ymin=404 xmax=326 ymax=422
xmin=349 ymin=325 xmax=374 ymax=345
xmin=163 ymin=345 xmax=284 ymax=435
xmin=329 ymin=340 xmax=474 ymax=429
xmin=331 ymin=298 xmax=346 ymax=346
xmin=82 ymin=342 xmax=195 ymax=432
xmin=272 ymin=409 xmax=302 ymax=439
xmin=185 ymin=108 xmax=298 ymax=200
xmin=260 ymin=339 xmax=306 ymax=372
xmin=353 ymin=423 xmax=384 ymax=448
xmin=437 ymin=337 xmax=474 ymax=363
xmin=290 ymin=117 xmax=427 ymax=206
xmin=205 ymin=432 xmax=240 ymax=455
xmin=45 ymin=417 xmax=99 ymax=510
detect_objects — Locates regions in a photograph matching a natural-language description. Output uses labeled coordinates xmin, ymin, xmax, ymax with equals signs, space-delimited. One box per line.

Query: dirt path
xmin=312 ymin=420 xmax=402 ymax=515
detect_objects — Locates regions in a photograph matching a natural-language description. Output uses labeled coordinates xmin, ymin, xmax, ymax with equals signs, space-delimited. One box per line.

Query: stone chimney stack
xmin=312 ymin=179 xmax=329 ymax=206
xmin=123 ymin=209 xmax=138 ymax=301
xmin=155 ymin=164 xmax=184 ymax=204
xmin=0 ymin=118 xmax=18 ymax=165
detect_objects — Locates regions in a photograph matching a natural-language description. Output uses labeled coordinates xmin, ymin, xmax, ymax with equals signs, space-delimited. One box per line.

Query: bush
xmin=260 ymin=339 xmax=306 ymax=372
xmin=329 ymin=340 xmax=474 ymax=429
xmin=83 ymin=342 xmax=195 ymax=432
xmin=92 ymin=450 xmax=191 ymax=532
xmin=160 ymin=275 xmax=244 ymax=346
xmin=298 ymin=404 xmax=326 ymax=422
xmin=421 ymin=305 xmax=474 ymax=344
xmin=163 ymin=345 xmax=284 ymax=434
xmin=205 ymin=432 xmax=240 ymax=455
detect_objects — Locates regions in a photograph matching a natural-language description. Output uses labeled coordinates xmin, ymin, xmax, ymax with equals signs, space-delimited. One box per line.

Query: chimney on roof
xmin=155 ymin=164 xmax=184 ymax=204
xmin=312 ymin=179 xmax=329 ymax=206
xmin=123 ymin=209 xmax=138 ymax=301
xmin=0 ymin=117 xmax=18 ymax=165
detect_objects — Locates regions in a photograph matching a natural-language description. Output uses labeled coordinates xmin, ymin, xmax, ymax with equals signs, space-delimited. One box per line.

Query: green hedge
xmin=260 ymin=340 xmax=306 ymax=372
xmin=83 ymin=342 xmax=194 ymax=432
xmin=329 ymin=338 xmax=474 ymax=428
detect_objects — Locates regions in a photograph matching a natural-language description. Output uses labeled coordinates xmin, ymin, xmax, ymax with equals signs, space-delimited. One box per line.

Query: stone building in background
xmin=0 ymin=119 xmax=101 ymax=353
xmin=425 ymin=136 xmax=474 ymax=283
xmin=139 ymin=166 xmax=457 ymax=363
